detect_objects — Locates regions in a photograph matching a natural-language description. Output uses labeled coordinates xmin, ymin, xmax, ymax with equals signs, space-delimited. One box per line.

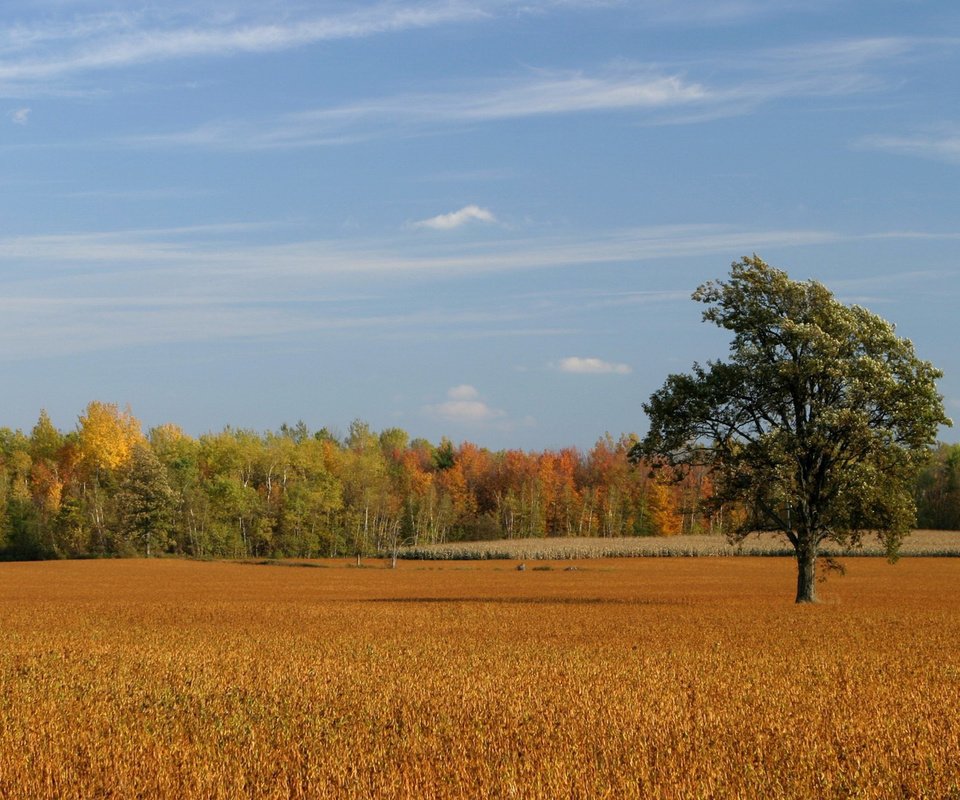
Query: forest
xmin=1 ymin=401 xmax=957 ymax=561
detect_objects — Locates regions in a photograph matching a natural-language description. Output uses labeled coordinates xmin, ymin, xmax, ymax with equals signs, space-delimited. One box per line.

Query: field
xmin=398 ymin=529 xmax=960 ymax=560
xmin=2 ymin=557 xmax=960 ymax=799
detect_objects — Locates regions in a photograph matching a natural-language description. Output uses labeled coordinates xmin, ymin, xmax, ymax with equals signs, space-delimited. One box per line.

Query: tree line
xmin=1 ymin=402 xmax=955 ymax=561
xmin=0 ymin=402 xmax=714 ymax=561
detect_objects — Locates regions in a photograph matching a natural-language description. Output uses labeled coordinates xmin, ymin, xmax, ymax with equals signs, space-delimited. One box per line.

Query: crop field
xmin=1 ymin=557 xmax=959 ymax=799
xmin=399 ymin=528 xmax=960 ymax=560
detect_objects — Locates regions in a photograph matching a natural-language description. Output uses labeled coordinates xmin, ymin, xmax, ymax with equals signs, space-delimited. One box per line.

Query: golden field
xmin=1 ymin=557 xmax=959 ymax=799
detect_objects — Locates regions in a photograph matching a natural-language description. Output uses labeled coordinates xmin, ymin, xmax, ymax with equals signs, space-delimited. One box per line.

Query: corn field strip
xmin=396 ymin=529 xmax=960 ymax=561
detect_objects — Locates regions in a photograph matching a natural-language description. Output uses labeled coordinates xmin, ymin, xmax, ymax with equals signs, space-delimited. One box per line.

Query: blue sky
xmin=1 ymin=0 xmax=958 ymax=449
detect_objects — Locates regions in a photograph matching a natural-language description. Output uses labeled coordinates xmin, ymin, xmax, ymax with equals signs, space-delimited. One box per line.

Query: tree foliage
xmin=77 ymin=401 xmax=144 ymax=475
xmin=0 ymin=408 xmax=716 ymax=560
xmin=916 ymin=444 xmax=960 ymax=531
xmin=631 ymin=256 xmax=951 ymax=602
xmin=0 ymin=359 xmax=954 ymax=565
xmin=116 ymin=443 xmax=174 ymax=556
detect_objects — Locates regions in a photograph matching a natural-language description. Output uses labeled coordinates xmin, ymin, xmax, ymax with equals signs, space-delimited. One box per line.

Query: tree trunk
xmin=795 ymin=540 xmax=818 ymax=604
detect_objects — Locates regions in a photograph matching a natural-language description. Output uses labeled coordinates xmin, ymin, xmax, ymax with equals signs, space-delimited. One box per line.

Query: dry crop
xmin=1 ymin=557 xmax=959 ymax=798
xmin=399 ymin=529 xmax=960 ymax=560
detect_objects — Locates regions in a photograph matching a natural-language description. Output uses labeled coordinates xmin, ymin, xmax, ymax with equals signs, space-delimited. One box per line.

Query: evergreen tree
xmin=117 ymin=443 xmax=174 ymax=557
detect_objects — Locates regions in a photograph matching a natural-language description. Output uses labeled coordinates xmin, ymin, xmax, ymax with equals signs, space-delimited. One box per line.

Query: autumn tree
xmin=75 ymin=402 xmax=144 ymax=552
xmin=646 ymin=476 xmax=682 ymax=536
xmin=394 ymin=447 xmax=436 ymax=544
xmin=27 ymin=410 xmax=65 ymax=554
xmin=584 ymin=435 xmax=645 ymax=537
xmin=632 ymin=257 xmax=950 ymax=602
xmin=77 ymin=402 xmax=143 ymax=474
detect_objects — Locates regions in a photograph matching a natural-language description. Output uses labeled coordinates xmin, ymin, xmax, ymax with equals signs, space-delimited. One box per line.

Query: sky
xmin=1 ymin=0 xmax=958 ymax=450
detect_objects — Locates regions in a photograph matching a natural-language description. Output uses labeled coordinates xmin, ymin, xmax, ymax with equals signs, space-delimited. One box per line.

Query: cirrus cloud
xmin=859 ymin=128 xmax=960 ymax=165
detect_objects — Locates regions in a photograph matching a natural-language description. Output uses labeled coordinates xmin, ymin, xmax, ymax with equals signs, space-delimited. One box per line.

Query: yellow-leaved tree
xmin=647 ymin=477 xmax=682 ymax=537
xmin=76 ymin=401 xmax=144 ymax=551
xmin=77 ymin=401 xmax=144 ymax=474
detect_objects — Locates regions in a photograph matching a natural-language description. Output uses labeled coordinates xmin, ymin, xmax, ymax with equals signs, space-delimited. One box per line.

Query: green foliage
xmin=632 ymin=256 xmax=951 ymax=601
xmin=116 ymin=443 xmax=174 ymax=556
xmin=30 ymin=410 xmax=63 ymax=462
xmin=432 ymin=439 xmax=456 ymax=471
xmin=916 ymin=443 xmax=960 ymax=530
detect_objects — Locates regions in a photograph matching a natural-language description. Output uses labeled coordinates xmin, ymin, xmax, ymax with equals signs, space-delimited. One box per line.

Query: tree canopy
xmin=2 ymin=414 xmax=702 ymax=561
xmin=631 ymin=256 xmax=951 ymax=602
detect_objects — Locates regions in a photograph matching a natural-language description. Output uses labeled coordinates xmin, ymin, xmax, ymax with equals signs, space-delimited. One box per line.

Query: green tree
xmin=116 ymin=443 xmax=174 ymax=557
xmin=198 ymin=429 xmax=264 ymax=557
xmin=30 ymin=409 xmax=63 ymax=463
xmin=915 ymin=444 xmax=960 ymax=530
xmin=150 ymin=424 xmax=204 ymax=555
xmin=632 ymin=257 xmax=950 ymax=603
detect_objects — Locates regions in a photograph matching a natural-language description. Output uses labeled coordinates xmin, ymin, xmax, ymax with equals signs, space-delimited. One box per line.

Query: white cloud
xmin=0 ymin=5 xmax=484 ymax=90
xmin=859 ymin=129 xmax=960 ymax=166
xmin=453 ymin=70 xmax=706 ymax=119
xmin=1 ymin=221 xmax=953 ymax=359
xmin=124 ymin=67 xmax=709 ymax=150
xmin=424 ymin=386 xmax=506 ymax=423
xmin=117 ymin=34 xmax=942 ymax=152
xmin=414 ymin=205 xmax=496 ymax=231
xmin=0 ymin=222 xmax=843 ymax=276
xmin=447 ymin=384 xmax=480 ymax=400
xmin=558 ymin=356 xmax=632 ymax=374
xmin=11 ymin=107 xmax=30 ymax=125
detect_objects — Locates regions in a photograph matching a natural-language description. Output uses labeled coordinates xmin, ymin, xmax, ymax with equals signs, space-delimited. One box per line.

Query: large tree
xmin=631 ymin=257 xmax=950 ymax=602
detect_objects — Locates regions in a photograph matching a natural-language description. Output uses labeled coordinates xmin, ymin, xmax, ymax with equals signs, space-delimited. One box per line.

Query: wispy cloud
xmin=414 ymin=205 xmax=496 ymax=230
xmin=0 ymin=0 xmax=828 ymax=96
xmin=0 ymin=3 xmax=485 ymax=94
xmin=0 ymin=294 xmax=559 ymax=360
xmin=116 ymin=34 xmax=948 ymax=151
xmin=423 ymin=385 xmax=507 ymax=423
xmin=573 ymin=0 xmax=828 ymax=26
xmin=1 ymin=221 xmax=953 ymax=359
xmin=10 ymin=107 xmax=30 ymax=124
xmin=556 ymin=356 xmax=631 ymax=374
xmin=0 ymin=221 xmax=841 ymax=277
xmin=662 ymin=35 xmax=941 ymax=124
xmin=859 ymin=127 xmax=960 ymax=166
xmin=446 ymin=69 xmax=706 ymax=119
xmin=122 ymin=65 xmax=708 ymax=150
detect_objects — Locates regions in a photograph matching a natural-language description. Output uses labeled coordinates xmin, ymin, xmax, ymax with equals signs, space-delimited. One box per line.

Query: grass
xmin=397 ymin=529 xmax=960 ymax=561
xmin=1 ymin=557 xmax=959 ymax=798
